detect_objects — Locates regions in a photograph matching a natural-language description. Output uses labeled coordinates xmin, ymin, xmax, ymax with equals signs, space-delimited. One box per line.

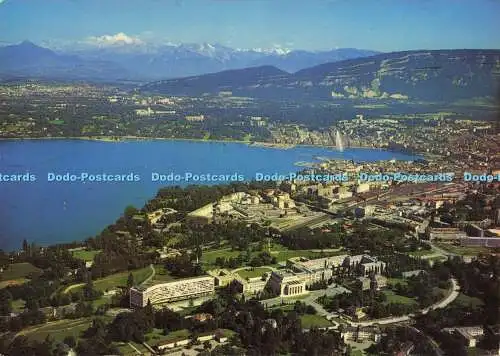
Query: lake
xmin=0 ymin=139 xmax=420 ymax=251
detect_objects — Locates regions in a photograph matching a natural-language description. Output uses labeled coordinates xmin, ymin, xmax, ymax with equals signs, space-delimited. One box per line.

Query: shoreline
xmin=0 ymin=135 xmax=426 ymax=158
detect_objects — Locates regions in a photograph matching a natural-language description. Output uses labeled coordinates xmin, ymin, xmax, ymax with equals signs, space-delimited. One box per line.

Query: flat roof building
xmin=268 ymin=270 xmax=307 ymax=297
xmin=130 ymin=275 xmax=215 ymax=308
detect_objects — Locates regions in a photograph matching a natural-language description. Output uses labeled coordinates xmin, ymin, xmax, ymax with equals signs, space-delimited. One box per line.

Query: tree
xmin=0 ymin=290 xmax=13 ymax=316
xmin=124 ymin=205 xmax=138 ymax=220
xmin=63 ymin=335 xmax=76 ymax=348
xmin=127 ymin=272 xmax=135 ymax=288
xmin=369 ymin=274 xmax=378 ymax=303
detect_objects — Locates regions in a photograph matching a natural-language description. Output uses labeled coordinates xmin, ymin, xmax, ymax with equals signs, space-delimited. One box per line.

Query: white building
xmin=268 ymin=270 xmax=307 ymax=297
xmin=130 ymin=276 xmax=215 ymax=307
xmin=288 ymin=255 xmax=348 ymax=285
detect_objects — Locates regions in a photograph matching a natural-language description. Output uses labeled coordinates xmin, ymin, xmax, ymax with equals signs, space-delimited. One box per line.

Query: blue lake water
xmin=0 ymin=139 xmax=420 ymax=251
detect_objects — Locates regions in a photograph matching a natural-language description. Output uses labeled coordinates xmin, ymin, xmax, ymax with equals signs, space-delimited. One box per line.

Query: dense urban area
xmin=0 ymin=80 xmax=500 ymax=356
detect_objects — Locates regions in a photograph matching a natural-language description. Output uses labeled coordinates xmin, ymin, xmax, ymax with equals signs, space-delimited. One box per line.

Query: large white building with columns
xmin=268 ymin=270 xmax=307 ymax=297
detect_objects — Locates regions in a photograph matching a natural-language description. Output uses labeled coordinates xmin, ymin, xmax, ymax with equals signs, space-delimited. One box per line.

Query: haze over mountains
xmin=1 ymin=42 xmax=499 ymax=103
xmin=144 ymin=49 xmax=500 ymax=102
xmin=0 ymin=41 xmax=379 ymax=81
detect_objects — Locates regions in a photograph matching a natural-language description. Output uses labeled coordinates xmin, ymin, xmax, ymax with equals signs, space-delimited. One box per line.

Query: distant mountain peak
xmin=19 ymin=40 xmax=37 ymax=47
xmin=0 ymin=40 xmax=381 ymax=81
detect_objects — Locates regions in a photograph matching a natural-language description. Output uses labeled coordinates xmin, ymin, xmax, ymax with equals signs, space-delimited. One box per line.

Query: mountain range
xmin=0 ymin=41 xmax=379 ymax=81
xmin=143 ymin=49 xmax=500 ymax=102
xmin=2 ymin=42 xmax=498 ymax=103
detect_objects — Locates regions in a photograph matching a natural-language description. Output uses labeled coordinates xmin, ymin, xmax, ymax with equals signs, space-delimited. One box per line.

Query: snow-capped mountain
xmin=0 ymin=41 xmax=380 ymax=81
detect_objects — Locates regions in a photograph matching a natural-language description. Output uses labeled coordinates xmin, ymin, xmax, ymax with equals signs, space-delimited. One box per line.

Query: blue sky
xmin=0 ymin=0 xmax=499 ymax=51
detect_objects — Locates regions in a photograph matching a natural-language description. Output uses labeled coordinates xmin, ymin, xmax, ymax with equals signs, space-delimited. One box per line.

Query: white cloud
xmin=87 ymin=32 xmax=144 ymax=46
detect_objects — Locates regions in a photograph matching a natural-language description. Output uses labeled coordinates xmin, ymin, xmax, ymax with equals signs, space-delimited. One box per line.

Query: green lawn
xmin=427 ymin=256 xmax=448 ymax=264
xmin=270 ymin=244 xmax=345 ymax=264
xmin=151 ymin=264 xmax=175 ymax=283
xmin=387 ymin=278 xmax=408 ymax=287
xmin=383 ymin=290 xmax=417 ymax=305
xmin=145 ymin=328 xmax=191 ymax=347
xmin=93 ymin=267 xmax=153 ymax=292
xmin=237 ymin=267 xmax=272 ymax=279
xmin=72 ymin=249 xmax=101 ymax=262
xmin=201 ymin=245 xmax=345 ymax=270
xmin=435 ymin=243 xmax=488 ymax=256
xmin=115 ymin=341 xmax=150 ymax=355
xmin=66 ymin=266 xmax=153 ymax=294
xmin=0 ymin=262 xmax=41 ymax=280
xmin=201 ymin=248 xmax=241 ymax=266
xmin=11 ymin=299 xmax=25 ymax=313
xmin=300 ymin=314 xmax=332 ymax=329
xmin=451 ymin=293 xmax=484 ymax=310
xmin=20 ymin=318 xmax=94 ymax=342
xmin=91 ymin=295 xmax=113 ymax=308
xmin=48 ymin=119 xmax=65 ymax=125
xmin=268 ymin=303 xmax=295 ymax=312
xmin=218 ymin=329 xmax=236 ymax=338
xmin=0 ymin=278 xmax=29 ymax=289
xmin=408 ymin=248 xmax=435 ymax=257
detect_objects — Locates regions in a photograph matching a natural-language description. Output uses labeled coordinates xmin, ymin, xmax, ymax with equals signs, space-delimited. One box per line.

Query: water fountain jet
xmin=335 ymin=130 xmax=344 ymax=152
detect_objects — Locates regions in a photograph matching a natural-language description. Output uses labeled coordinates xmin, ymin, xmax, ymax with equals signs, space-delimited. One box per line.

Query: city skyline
xmin=1 ymin=0 xmax=500 ymax=52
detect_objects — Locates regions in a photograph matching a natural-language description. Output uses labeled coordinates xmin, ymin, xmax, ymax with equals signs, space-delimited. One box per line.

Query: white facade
xmin=269 ymin=270 xmax=307 ymax=297
xmin=130 ymin=276 xmax=215 ymax=307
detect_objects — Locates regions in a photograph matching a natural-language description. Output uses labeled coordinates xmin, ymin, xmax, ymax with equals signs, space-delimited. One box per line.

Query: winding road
xmin=342 ymin=278 xmax=460 ymax=327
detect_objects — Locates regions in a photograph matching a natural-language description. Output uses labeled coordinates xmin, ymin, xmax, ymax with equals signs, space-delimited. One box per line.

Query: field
xmin=201 ymin=248 xmax=240 ymax=267
xmin=236 ymin=267 xmax=273 ymax=279
xmin=145 ymin=328 xmax=190 ymax=347
xmin=451 ymin=293 xmax=484 ymax=310
xmin=408 ymin=248 xmax=435 ymax=257
xmin=386 ymin=278 xmax=408 ymax=287
xmin=201 ymin=244 xmax=345 ymax=269
xmin=435 ymin=243 xmax=488 ymax=256
xmin=91 ymin=266 xmax=153 ymax=292
xmin=300 ymin=314 xmax=332 ymax=329
xmin=0 ymin=278 xmax=29 ymax=289
xmin=271 ymin=247 xmax=344 ymax=264
xmin=71 ymin=249 xmax=101 ymax=262
xmin=151 ymin=264 xmax=175 ymax=283
xmin=115 ymin=341 xmax=150 ymax=356
xmin=11 ymin=299 xmax=25 ymax=313
xmin=0 ymin=262 xmax=41 ymax=280
xmin=383 ymin=290 xmax=418 ymax=305
xmin=64 ymin=266 xmax=153 ymax=294
xmin=20 ymin=317 xmax=95 ymax=342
